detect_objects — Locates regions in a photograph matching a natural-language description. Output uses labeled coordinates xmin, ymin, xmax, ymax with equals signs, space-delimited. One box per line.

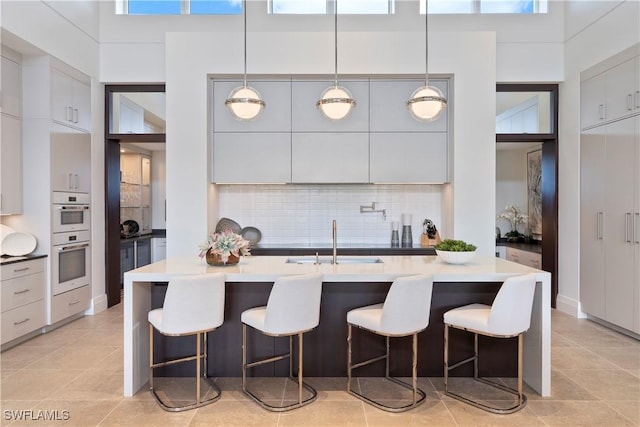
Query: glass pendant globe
xmin=225 ymin=85 xmax=265 ymax=121
xmin=316 ymin=86 xmax=356 ymax=121
xmin=407 ymin=85 xmax=447 ymax=122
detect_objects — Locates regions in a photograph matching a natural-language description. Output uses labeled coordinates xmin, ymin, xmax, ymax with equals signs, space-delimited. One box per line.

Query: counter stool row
xmin=147 ymin=272 xmax=537 ymax=414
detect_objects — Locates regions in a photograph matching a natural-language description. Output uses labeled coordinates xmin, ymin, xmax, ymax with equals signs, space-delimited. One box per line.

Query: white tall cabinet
xmin=580 ymin=44 xmax=640 ymax=334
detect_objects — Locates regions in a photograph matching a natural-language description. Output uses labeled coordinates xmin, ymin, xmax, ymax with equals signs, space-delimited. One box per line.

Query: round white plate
xmin=3 ymin=232 xmax=37 ymax=256
xmin=0 ymin=224 xmax=17 ymax=256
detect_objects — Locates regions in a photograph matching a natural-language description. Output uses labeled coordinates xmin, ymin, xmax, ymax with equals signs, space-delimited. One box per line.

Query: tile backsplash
xmin=218 ymin=184 xmax=442 ymax=245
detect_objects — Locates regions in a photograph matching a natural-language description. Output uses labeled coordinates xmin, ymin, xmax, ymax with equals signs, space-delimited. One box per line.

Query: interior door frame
xmin=496 ymin=83 xmax=559 ymax=308
xmin=104 ymin=84 xmax=165 ymax=308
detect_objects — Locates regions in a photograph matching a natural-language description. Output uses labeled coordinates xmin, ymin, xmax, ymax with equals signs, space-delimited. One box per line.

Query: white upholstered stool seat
xmin=443 ymin=274 xmax=537 ymax=414
xmin=347 ymin=274 xmax=434 ymax=412
xmin=241 ymin=273 xmax=323 ymax=412
xmin=148 ymin=273 xmax=225 ymax=412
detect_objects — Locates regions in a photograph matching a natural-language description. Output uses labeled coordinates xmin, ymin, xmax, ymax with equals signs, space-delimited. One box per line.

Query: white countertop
xmin=125 ymin=254 xmax=548 ymax=283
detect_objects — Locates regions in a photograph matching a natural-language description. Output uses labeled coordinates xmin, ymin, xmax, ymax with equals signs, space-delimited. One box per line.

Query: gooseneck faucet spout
xmin=332 ymin=219 xmax=337 ymax=264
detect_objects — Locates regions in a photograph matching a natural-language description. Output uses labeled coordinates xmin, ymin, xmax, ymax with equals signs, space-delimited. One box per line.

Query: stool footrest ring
xmin=347 ymin=376 xmax=427 ymax=413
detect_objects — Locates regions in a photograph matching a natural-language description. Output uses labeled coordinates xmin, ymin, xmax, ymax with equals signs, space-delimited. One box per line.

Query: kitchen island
xmin=124 ymin=255 xmax=551 ymax=397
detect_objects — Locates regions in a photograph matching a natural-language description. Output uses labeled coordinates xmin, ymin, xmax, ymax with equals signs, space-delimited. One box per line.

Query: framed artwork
xmin=527 ymin=148 xmax=542 ymax=238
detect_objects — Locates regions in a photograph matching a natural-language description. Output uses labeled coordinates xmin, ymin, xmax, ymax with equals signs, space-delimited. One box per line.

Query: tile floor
xmin=1 ymin=305 xmax=639 ymax=426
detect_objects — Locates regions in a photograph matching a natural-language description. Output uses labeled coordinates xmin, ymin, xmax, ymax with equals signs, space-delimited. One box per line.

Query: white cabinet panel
xmin=50 ymin=284 xmax=90 ymax=325
xmin=606 ymin=58 xmax=638 ymax=123
xmin=370 ymin=79 xmax=448 ymax=132
xmin=213 ymin=133 xmax=291 ymax=183
xmin=291 ymin=133 xmax=368 ymax=183
xmin=506 ymin=247 xmax=541 ymax=269
xmin=1 ymin=56 xmax=21 ymax=117
xmin=1 ymin=300 xmax=45 ymax=345
xmin=370 ymin=132 xmax=448 ymax=183
xmin=1 ymin=114 xmax=22 ymax=214
xmin=213 ymin=81 xmax=291 ymax=132
xmin=580 ymin=73 xmax=607 ymax=130
xmin=51 ymin=68 xmax=91 ymax=133
xmin=51 ymin=123 xmax=91 ymax=193
xmin=291 ymin=81 xmax=369 ymax=132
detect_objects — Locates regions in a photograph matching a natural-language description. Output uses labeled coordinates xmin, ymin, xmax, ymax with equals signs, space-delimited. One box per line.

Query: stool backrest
xmin=488 ymin=274 xmax=537 ymax=336
xmin=265 ymin=273 xmax=323 ymax=335
xmin=381 ymin=274 xmax=434 ymax=335
xmin=162 ymin=273 xmax=226 ymax=335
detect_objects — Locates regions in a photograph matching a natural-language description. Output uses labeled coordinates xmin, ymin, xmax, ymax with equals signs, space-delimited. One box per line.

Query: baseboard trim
xmin=85 ymin=293 xmax=108 ymax=315
xmin=555 ymin=294 xmax=588 ymax=318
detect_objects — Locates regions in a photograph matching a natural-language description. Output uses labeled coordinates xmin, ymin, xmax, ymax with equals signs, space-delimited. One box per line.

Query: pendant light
xmin=225 ymin=0 xmax=265 ymax=121
xmin=316 ymin=0 xmax=355 ymax=121
xmin=407 ymin=0 xmax=447 ymax=122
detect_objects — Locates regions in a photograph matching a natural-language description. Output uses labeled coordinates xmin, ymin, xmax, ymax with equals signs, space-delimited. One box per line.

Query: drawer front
xmin=50 ymin=285 xmax=90 ymax=325
xmin=1 ymin=272 xmax=45 ymax=312
xmin=1 ymin=299 xmax=45 ymax=345
xmin=1 ymin=258 xmax=46 ymax=281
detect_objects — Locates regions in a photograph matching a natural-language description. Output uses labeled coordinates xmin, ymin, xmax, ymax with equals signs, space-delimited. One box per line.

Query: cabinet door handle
xmin=73 ymin=108 xmax=79 ymax=123
xmin=597 ymin=212 xmax=604 ymax=239
xmin=14 ymin=318 xmax=30 ymax=326
xmin=626 ymin=212 xmax=632 ymax=243
xmin=635 ymin=91 xmax=640 ymax=109
xmin=598 ymin=104 xmax=606 ymax=120
xmin=13 ymin=267 xmax=29 ymax=272
xmin=66 ymin=106 xmax=73 ymax=121
xmin=75 ymin=174 xmax=79 ymax=189
xmin=627 ymin=94 xmax=634 ymax=111
xmin=68 ymin=173 xmax=74 ymax=189
xmin=13 ymin=289 xmax=31 ymax=295
xmin=635 ymin=213 xmax=639 ymax=244
xmin=68 ymin=300 xmax=80 ymax=306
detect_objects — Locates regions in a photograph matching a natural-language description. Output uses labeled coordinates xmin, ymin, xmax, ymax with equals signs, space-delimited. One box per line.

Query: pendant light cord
xmin=243 ymin=0 xmax=248 ymax=87
xmin=334 ymin=0 xmax=338 ymax=87
xmin=424 ymin=0 xmax=429 ymax=88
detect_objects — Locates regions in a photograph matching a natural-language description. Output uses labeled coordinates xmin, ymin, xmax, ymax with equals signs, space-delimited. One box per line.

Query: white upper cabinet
xmin=370 ymin=79 xmax=448 ymax=132
xmin=1 ymin=55 xmax=21 ymax=117
xmin=291 ymin=80 xmax=369 ymax=132
xmin=291 ymin=133 xmax=369 ymax=183
xmin=51 ymin=67 xmax=91 ymax=133
xmin=51 ymin=123 xmax=91 ymax=193
xmin=213 ymin=133 xmax=291 ymax=183
xmin=0 ymin=115 xmax=23 ymax=214
xmin=581 ymin=47 xmax=640 ymax=130
xmin=370 ymin=132 xmax=448 ymax=183
xmin=213 ymin=81 xmax=291 ymax=132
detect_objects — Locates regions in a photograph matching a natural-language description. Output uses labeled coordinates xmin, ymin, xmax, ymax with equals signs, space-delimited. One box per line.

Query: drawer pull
xmin=68 ymin=300 xmax=80 ymax=306
xmin=14 ymin=318 xmax=30 ymax=326
xmin=13 ymin=289 xmax=31 ymax=295
xmin=13 ymin=267 xmax=30 ymax=272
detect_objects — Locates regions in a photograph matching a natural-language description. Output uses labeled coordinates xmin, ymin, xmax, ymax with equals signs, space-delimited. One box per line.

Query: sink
xmin=286 ymin=256 xmax=383 ymax=264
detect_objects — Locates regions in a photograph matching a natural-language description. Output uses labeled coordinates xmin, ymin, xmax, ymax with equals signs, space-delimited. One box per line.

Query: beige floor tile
xmin=560 ymin=369 xmax=640 ymax=401
xmin=77 ymin=328 xmax=123 ymax=347
xmin=87 ymin=348 xmax=124 ymax=374
xmin=49 ymin=370 xmax=124 ymax=401
xmin=0 ymin=400 xmax=41 ymax=426
xmin=241 ymin=377 xmax=288 ymax=402
xmin=27 ymin=345 xmax=120 ymax=371
xmin=277 ymin=400 xmax=367 ymax=426
xmin=149 ymin=377 xmax=220 ymax=406
xmin=527 ymin=400 xmax=636 ymax=426
xmin=1 ymin=369 xmax=83 ymax=401
xmin=588 ymin=346 xmax=640 ymax=370
xmin=188 ymin=400 xmax=279 ymax=427
xmin=518 ymin=370 xmax=597 ymax=401
xmin=19 ymin=327 xmax=91 ymax=348
xmin=552 ymin=346 xmax=618 ymax=370
xmin=97 ymin=400 xmax=194 ymax=427
xmin=604 ymin=399 xmax=640 ymax=425
xmin=299 ymin=377 xmax=357 ymax=401
xmin=443 ymin=399 xmax=545 ymax=426
xmin=551 ymin=331 xmax=579 ymax=348
xmin=1 ymin=345 xmax=60 ymax=370
xmin=363 ymin=400 xmax=456 ymax=427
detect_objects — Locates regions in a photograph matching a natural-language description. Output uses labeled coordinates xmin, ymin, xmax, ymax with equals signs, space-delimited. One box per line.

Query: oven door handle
xmin=56 ymin=206 xmax=90 ymax=211
xmin=57 ymin=243 xmax=90 ymax=252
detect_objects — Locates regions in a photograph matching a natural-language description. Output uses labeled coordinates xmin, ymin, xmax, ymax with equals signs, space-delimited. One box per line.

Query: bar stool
xmin=443 ymin=274 xmax=537 ymax=414
xmin=148 ymin=273 xmax=225 ymax=412
xmin=347 ymin=274 xmax=434 ymax=412
xmin=241 ymin=273 xmax=323 ymax=412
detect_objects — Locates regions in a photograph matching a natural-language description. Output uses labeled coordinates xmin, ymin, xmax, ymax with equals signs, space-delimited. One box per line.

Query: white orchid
xmin=497 ymin=205 xmax=528 ymax=235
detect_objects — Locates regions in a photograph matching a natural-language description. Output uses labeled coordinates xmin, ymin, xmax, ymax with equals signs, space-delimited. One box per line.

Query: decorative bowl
xmin=436 ymin=249 xmax=476 ymax=265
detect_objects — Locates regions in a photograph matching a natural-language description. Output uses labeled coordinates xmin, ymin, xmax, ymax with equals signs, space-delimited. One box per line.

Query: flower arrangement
xmin=198 ymin=229 xmax=251 ymax=264
xmin=497 ymin=205 xmax=529 ymax=240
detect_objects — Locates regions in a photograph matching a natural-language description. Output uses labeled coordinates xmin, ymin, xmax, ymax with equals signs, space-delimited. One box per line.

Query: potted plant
xmin=198 ymin=229 xmax=251 ymax=265
xmin=434 ymin=239 xmax=477 ymax=264
xmin=497 ymin=205 xmax=529 ymax=242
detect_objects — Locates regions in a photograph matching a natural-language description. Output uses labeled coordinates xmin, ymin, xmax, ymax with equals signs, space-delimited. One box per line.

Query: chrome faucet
xmin=332 ymin=219 xmax=337 ymax=264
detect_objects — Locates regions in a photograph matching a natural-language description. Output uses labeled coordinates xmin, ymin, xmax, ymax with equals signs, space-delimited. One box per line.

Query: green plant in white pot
xmin=434 ymin=239 xmax=477 ymax=264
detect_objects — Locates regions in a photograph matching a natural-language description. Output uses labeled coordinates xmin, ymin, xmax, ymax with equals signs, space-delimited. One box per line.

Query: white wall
xmin=558 ymin=0 xmax=640 ymax=316
xmin=1 ymin=0 xmax=106 ymax=313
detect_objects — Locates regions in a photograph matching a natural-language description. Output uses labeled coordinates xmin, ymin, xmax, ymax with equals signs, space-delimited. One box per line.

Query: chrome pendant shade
xmin=407 ymin=0 xmax=447 ymax=122
xmin=317 ymin=0 xmax=355 ymax=121
xmin=225 ymin=0 xmax=265 ymax=121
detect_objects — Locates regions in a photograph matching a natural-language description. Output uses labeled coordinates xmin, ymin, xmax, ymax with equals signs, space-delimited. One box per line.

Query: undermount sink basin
xmin=286 ymin=256 xmax=383 ymax=265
